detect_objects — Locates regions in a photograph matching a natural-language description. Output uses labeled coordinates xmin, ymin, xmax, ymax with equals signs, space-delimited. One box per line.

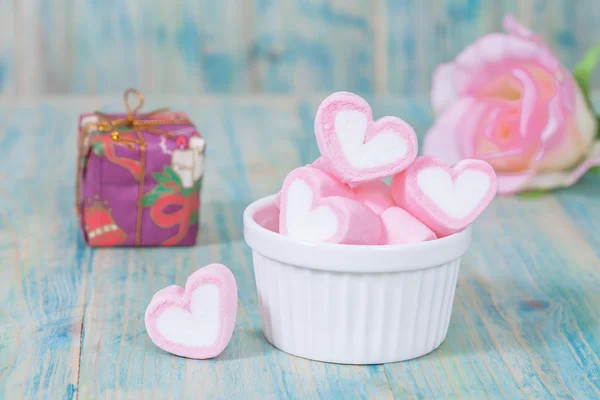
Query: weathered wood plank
xmin=14 ymin=0 xmax=43 ymax=94
xmin=0 ymin=104 xmax=89 ymax=399
xmin=553 ymin=171 xmax=600 ymax=257
xmin=0 ymin=96 xmax=599 ymax=399
xmin=249 ymin=0 xmax=373 ymax=93
xmin=70 ymin=0 xmax=251 ymax=94
xmin=38 ymin=0 xmax=74 ymax=93
xmin=2 ymin=1 xmax=600 ymax=94
xmin=0 ymin=0 xmax=16 ymax=94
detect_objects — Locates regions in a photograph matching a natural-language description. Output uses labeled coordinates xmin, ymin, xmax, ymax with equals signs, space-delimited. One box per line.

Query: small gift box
xmin=76 ymin=89 xmax=205 ymax=247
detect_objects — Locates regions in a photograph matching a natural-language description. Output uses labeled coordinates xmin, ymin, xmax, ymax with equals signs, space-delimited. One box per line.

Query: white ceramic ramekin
xmin=243 ymin=195 xmax=472 ymax=364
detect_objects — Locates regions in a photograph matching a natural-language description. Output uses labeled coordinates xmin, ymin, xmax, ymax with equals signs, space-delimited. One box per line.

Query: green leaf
xmin=141 ymin=192 xmax=160 ymax=207
xmin=573 ymin=44 xmax=600 ymax=138
xmin=164 ymin=166 xmax=182 ymax=186
xmin=152 ymin=171 xmax=171 ymax=184
xmin=517 ymin=189 xmax=548 ymax=199
xmin=590 ymin=166 xmax=600 ymax=175
xmin=574 ymin=44 xmax=600 ymax=106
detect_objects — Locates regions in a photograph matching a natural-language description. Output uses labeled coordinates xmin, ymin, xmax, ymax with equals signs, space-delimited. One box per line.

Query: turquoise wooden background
xmin=0 ymin=0 xmax=598 ymax=95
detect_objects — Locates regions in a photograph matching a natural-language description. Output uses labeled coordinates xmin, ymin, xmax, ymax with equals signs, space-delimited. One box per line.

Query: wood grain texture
xmin=0 ymin=0 xmax=599 ymax=94
xmin=248 ymin=0 xmax=373 ymax=93
xmin=0 ymin=0 xmax=15 ymax=94
xmin=385 ymin=0 xmax=600 ymax=94
xmin=0 ymin=103 xmax=88 ymax=399
xmin=0 ymin=95 xmax=598 ymax=399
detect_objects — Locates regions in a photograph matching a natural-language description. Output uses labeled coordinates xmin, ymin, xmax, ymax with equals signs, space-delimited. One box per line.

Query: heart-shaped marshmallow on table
xmin=280 ymin=166 xmax=381 ymax=244
xmin=314 ymin=91 xmax=418 ymax=183
xmin=145 ymin=263 xmax=238 ymax=359
xmin=391 ymin=157 xmax=497 ymax=237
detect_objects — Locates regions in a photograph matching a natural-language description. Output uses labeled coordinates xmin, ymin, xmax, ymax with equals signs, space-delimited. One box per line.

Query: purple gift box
xmin=76 ymin=91 xmax=205 ymax=247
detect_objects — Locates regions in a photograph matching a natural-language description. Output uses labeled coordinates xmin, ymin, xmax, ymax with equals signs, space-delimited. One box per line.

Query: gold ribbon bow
xmin=76 ymin=89 xmax=195 ymax=245
xmin=92 ymin=88 xmax=194 ymax=148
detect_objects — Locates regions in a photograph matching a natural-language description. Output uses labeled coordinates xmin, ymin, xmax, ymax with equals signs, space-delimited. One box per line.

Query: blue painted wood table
xmin=0 ymin=95 xmax=599 ymax=399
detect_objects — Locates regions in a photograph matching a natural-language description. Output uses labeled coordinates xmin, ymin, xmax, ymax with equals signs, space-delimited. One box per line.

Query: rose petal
xmin=502 ymin=13 xmax=542 ymax=44
xmin=537 ymin=88 xmax=598 ymax=171
xmin=524 ymin=141 xmax=600 ymax=190
xmin=423 ymin=98 xmax=478 ymax=165
xmin=497 ymin=172 xmax=536 ymax=195
xmin=453 ymin=33 xmax=559 ymax=96
xmin=573 ymin=85 xmax=597 ymax=148
xmin=431 ymin=63 xmax=458 ymax=115
xmin=510 ymin=69 xmax=539 ymax=138
xmin=511 ymin=68 xmax=553 ymax=157
xmin=538 ymin=94 xmax=561 ymax=144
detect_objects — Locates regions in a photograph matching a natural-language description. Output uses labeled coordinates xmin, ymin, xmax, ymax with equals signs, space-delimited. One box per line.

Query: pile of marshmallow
xmin=275 ymin=92 xmax=498 ymax=245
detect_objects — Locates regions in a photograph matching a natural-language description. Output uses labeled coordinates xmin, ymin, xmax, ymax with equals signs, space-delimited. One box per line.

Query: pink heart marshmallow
xmin=314 ymin=91 xmax=418 ymax=183
xmin=273 ymin=160 xmax=351 ymax=209
xmin=391 ymin=157 xmax=497 ymax=237
xmin=279 ymin=166 xmax=381 ymax=244
xmin=145 ymin=263 xmax=238 ymax=359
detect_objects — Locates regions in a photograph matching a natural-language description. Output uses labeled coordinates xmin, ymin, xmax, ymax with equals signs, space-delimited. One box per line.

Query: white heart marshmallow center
xmin=285 ymin=179 xmax=338 ymax=242
xmin=156 ymin=284 xmax=221 ymax=347
xmin=417 ymin=167 xmax=491 ymax=219
xmin=335 ymin=110 xmax=408 ymax=169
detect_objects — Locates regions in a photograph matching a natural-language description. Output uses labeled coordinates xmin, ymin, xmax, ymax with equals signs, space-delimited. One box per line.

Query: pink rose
xmin=424 ymin=14 xmax=600 ymax=194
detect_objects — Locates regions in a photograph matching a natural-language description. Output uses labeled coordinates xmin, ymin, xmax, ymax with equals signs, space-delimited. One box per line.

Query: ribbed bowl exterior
xmin=252 ymin=252 xmax=461 ymax=364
